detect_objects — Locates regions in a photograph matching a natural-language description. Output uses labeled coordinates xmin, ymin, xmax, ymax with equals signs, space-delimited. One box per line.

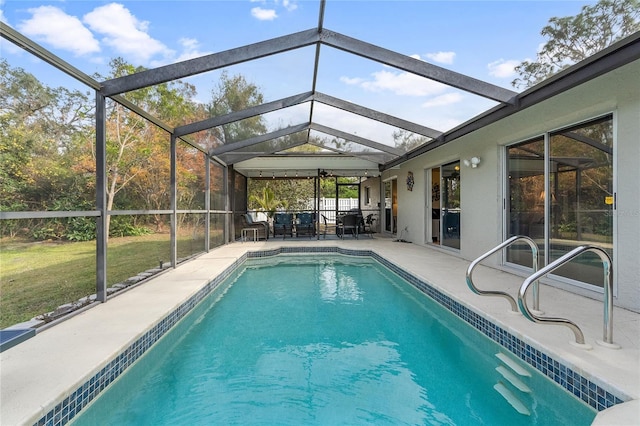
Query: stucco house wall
xmin=392 ymin=59 xmax=639 ymax=312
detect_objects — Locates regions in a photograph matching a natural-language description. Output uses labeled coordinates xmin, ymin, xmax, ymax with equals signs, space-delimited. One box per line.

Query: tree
xmin=512 ymin=0 xmax=640 ymax=89
xmin=0 ymin=59 xmax=93 ymax=214
xmin=87 ymin=58 xmax=201 ymax=237
xmin=208 ymin=71 xmax=267 ymax=145
xmin=393 ymin=129 xmax=429 ymax=152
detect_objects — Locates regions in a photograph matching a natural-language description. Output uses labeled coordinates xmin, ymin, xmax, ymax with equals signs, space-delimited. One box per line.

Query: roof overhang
xmin=234 ymin=155 xmax=380 ymax=178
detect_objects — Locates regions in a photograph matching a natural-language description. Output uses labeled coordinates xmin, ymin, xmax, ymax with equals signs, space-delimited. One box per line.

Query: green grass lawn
xmin=0 ymin=233 xmax=217 ymax=329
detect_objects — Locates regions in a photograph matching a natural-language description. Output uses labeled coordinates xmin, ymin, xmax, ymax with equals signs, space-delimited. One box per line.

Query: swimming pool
xmin=71 ymin=255 xmax=596 ymax=425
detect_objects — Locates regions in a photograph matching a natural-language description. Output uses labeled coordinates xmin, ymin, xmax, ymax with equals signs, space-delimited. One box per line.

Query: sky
xmin=1 ymin=0 xmax=597 ymax=146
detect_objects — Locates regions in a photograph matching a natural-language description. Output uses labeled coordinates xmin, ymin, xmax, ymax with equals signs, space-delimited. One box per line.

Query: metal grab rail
xmin=518 ymin=245 xmax=615 ymax=347
xmin=466 ymin=236 xmax=539 ymax=313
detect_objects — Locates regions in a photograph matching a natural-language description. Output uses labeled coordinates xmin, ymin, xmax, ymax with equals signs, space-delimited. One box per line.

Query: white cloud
xmin=0 ymin=7 xmax=23 ymax=57
xmin=250 ymin=0 xmax=297 ymax=19
xmin=174 ymin=37 xmax=212 ymax=62
xmin=281 ymin=0 xmax=298 ymax=12
xmin=251 ymin=7 xmax=278 ymax=21
xmin=83 ymin=3 xmax=171 ymax=64
xmin=0 ymin=1 xmax=6 ymax=25
xmin=487 ymin=58 xmax=520 ymax=78
xmin=17 ymin=6 xmax=100 ymax=56
xmin=340 ymin=76 xmax=364 ymax=85
xmin=342 ymin=69 xmax=449 ymax=97
xmin=426 ymin=51 xmax=456 ymax=65
xmin=0 ymin=2 xmax=21 ymax=56
xmin=0 ymin=37 xmax=22 ymax=56
xmin=421 ymin=93 xmax=463 ymax=108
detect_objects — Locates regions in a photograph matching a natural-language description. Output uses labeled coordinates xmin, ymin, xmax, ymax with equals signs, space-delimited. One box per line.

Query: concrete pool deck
xmin=1 ymin=237 xmax=638 ymax=425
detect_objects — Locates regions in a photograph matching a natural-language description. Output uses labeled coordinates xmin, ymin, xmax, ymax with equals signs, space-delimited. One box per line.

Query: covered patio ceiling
xmin=2 ymin=1 xmax=638 ymax=179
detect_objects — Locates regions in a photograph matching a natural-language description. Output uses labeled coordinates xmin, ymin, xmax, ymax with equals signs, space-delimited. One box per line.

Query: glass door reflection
xmin=441 ymin=161 xmax=461 ymax=249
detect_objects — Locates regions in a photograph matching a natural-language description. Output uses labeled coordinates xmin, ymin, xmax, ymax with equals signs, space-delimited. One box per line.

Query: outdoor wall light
xmin=463 ymin=156 xmax=481 ymax=168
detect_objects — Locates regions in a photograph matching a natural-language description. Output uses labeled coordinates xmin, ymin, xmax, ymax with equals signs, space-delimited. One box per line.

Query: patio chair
xmin=362 ymin=214 xmax=376 ymax=238
xmin=321 ymin=214 xmax=337 ymax=239
xmin=339 ymin=214 xmax=359 ymax=239
xmin=296 ymin=212 xmax=315 ymax=238
xmin=273 ymin=213 xmax=294 ymax=239
xmin=240 ymin=214 xmax=269 ymax=240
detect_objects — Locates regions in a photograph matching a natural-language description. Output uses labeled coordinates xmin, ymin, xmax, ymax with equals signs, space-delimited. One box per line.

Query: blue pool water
xmin=72 ymin=255 xmax=596 ymax=425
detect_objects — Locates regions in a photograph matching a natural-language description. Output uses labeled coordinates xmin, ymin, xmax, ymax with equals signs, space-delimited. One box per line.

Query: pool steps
xmin=494 ymin=352 xmax=532 ymax=416
xmin=494 ymin=382 xmax=531 ymax=415
xmin=495 ymin=366 xmax=531 ymax=393
xmin=495 ymin=352 xmax=531 ymax=377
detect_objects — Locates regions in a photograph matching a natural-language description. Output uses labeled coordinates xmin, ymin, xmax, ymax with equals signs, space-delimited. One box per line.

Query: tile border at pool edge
xmin=368 ymin=252 xmax=627 ymax=408
xmin=35 ymin=247 xmax=625 ymax=426
xmin=31 ymin=255 xmax=246 ymax=426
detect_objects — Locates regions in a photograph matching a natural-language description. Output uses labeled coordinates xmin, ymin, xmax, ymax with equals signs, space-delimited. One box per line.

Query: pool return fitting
xmin=467 ymin=237 xmax=619 ymax=350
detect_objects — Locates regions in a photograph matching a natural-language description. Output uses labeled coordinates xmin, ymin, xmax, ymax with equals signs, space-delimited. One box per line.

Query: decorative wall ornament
xmin=406 ymin=171 xmax=415 ymax=191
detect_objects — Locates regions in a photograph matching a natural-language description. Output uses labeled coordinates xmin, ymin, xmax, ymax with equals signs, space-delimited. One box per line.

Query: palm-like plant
xmin=248 ymin=186 xmax=287 ymax=218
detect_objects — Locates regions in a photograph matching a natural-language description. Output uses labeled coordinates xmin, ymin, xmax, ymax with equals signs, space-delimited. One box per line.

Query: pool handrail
xmin=518 ymin=245 xmax=616 ymax=348
xmin=466 ymin=235 xmax=540 ymax=313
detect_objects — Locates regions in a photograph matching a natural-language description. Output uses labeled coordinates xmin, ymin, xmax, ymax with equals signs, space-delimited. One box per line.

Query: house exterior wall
xmin=393 ymin=59 xmax=639 ymax=312
xmin=361 ymin=176 xmax=382 ymax=212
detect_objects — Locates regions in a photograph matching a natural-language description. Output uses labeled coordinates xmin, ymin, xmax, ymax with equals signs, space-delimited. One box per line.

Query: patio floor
xmin=1 ymin=236 xmax=638 ymax=425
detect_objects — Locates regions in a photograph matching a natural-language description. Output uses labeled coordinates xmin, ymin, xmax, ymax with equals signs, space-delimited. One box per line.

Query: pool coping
xmin=2 ymin=243 xmax=637 ymax=425
xmin=0 ymin=328 xmax=36 ymax=352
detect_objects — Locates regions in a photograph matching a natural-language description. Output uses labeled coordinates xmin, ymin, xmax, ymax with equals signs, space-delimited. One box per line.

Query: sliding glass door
xmin=383 ymin=179 xmax=397 ymax=234
xmin=506 ymin=137 xmax=545 ymax=268
xmin=505 ymin=115 xmax=614 ymax=288
xmin=427 ymin=162 xmax=461 ymax=249
xmin=441 ymin=161 xmax=461 ymax=249
xmin=548 ymin=117 xmax=614 ymax=286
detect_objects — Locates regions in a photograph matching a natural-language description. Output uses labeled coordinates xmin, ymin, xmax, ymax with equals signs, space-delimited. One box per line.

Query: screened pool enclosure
xmin=1 ymin=1 xmax=638 ymax=328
